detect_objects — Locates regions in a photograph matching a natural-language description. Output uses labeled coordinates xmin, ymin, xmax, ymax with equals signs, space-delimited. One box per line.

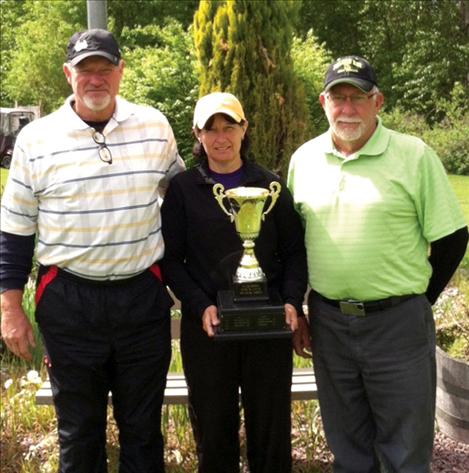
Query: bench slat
xmin=36 ymin=369 xmax=317 ymax=405
xmin=35 ymin=318 xmax=317 ymax=406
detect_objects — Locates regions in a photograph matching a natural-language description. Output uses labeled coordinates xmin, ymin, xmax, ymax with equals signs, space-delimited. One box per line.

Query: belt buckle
xmin=339 ymin=300 xmax=366 ymax=316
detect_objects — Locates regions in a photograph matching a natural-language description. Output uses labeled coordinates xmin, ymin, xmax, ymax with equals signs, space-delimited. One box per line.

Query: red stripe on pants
xmin=149 ymin=264 xmax=162 ymax=282
xmin=35 ymin=266 xmax=58 ymax=305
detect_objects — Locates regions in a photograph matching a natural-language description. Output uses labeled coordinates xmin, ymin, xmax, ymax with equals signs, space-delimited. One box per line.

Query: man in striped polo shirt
xmin=0 ymin=29 xmax=185 ymax=472
xmin=288 ymin=56 xmax=468 ymax=472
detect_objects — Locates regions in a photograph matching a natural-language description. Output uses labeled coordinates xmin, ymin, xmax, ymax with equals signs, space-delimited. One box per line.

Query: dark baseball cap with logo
xmin=324 ymin=55 xmax=378 ymax=93
xmin=66 ymin=29 xmax=121 ymax=66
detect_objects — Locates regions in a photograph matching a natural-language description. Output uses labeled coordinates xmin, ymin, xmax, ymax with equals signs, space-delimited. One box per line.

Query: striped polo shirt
xmin=0 ymin=96 xmax=185 ymax=280
xmin=288 ymin=118 xmax=466 ymax=301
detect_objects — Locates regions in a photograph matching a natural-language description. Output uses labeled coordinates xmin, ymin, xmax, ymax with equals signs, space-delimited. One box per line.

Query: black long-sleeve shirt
xmin=160 ymin=160 xmax=308 ymax=319
xmin=426 ymin=226 xmax=468 ymax=304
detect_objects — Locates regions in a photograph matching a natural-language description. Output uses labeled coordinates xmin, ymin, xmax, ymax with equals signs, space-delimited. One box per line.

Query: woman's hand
xmin=202 ymin=305 xmax=220 ymax=337
xmin=284 ymin=303 xmax=298 ymax=331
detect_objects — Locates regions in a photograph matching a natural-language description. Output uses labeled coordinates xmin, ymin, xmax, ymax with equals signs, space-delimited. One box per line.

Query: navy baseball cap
xmin=324 ymin=55 xmax=378 ymax=93
xmin=66 ymin=29 xmax=121 ymax=66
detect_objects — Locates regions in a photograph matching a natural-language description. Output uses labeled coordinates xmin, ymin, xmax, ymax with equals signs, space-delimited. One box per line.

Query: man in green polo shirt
xmin=288 ymin=55 xmax=468 ymax=472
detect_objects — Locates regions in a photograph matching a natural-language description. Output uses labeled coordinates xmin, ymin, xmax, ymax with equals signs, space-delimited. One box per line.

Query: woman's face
xmin=196 ymin=114 xmax=247 ymax=172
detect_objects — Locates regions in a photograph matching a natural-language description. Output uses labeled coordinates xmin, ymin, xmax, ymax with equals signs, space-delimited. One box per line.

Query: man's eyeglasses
xmin=92 ymin=131 xmax=113 ymax=165
xmin=326 ymin=93 xmax=376 ymax=106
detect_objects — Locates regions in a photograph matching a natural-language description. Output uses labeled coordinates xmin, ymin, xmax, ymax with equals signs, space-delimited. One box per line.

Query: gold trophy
xmin=212 ymin=182 xmax=291 ymax=340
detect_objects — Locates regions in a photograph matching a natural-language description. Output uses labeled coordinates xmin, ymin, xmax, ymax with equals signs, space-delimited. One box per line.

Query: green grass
xmin=449 ymin=175 xmax=469 ymax=223
xmin=448 ymin=175 xmax=469 ymax=268
xmin=0 ymin=167 xmax=9 ymax=194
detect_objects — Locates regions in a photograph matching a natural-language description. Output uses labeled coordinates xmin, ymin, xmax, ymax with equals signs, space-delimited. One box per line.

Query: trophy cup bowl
xmin=213 ymin=182 xmax=280 ymax=286
xmin=225 ymin=186 xmax=270 ymax=240
xmin=212 ymin=182 xmax=291 ymax=340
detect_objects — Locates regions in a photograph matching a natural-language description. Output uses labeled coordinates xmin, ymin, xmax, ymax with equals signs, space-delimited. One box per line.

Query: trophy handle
xmin=262 ymin=181 xmax=281 ymax=220
xmin=213 ymin=183 xmax=235 ymax=222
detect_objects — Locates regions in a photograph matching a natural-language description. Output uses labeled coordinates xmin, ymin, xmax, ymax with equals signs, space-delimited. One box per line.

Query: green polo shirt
xmin=287 ymin=118 xmax=466 ymax=300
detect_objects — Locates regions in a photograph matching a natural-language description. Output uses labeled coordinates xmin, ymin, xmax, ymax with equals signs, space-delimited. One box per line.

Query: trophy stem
xmin=234 ymin=239 xmax=266 ymax=282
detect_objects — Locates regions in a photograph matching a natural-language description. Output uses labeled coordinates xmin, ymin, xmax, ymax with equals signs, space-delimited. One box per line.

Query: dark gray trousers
xmin=308 ymin=293 xmax=436 ymax=473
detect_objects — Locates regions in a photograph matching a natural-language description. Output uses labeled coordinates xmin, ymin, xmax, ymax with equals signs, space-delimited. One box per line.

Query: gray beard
xmin=331 ymin=121 xmax=365 ymax=142
xmin=83 ymin=94 xmax=111 ymax=112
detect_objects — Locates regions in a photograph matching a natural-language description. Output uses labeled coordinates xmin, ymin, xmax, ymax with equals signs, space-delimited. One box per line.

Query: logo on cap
xmin=333 ymin=57 xmax=364 ymax=74
xmin=74 ymin=39 xmax=88 ymax=52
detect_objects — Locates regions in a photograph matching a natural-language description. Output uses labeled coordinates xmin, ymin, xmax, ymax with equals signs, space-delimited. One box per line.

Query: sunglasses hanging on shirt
xmin=92 ymin=130 xmax=112 ymax=165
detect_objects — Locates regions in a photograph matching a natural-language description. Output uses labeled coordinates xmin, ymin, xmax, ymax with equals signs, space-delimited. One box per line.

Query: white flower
xmin=26 ymin=370 xmax=42 ymax=385
xmin=4 ymin=378 xmax=13 ymax=390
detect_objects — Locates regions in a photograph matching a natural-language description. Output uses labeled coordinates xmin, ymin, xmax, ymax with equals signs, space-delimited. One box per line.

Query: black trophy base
xmin=214 ymin=289 xmax=291 ymax=341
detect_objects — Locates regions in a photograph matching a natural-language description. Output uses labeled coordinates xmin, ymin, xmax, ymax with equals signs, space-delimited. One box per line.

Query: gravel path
xmin=432 ymin=431 xmax=469 ymax=472
xmin=292 ymin=430 xmax=469 ymax=472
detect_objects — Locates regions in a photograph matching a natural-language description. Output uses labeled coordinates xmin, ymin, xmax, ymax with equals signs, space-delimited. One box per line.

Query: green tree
xmin=1 ymin=0 xmax=29 ymax=106
xmin=298 ymin=0 xmax=364 ymax=56
xmin=389 ymin=4 xmax=468 ymax=120
xmin=194 ymin=0 xmax=309 ymax=175
xmin=108 ymin=0 xmax=198 ymax=39
xmin=1 ymin=0 xmax=199 ymax=113
xmin=119 ymin=21 xmax=198 ymax=161
xmin=298 ymin=0 xmax=468 ymax=120
xmin=3 ymin=0 xmax=85 ymax=113
xmin=359 ymin=0 xmax=468 ymax=118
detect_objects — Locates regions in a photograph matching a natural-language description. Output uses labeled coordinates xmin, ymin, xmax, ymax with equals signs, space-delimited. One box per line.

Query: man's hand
xmin=202 ymin=305 xmax=220 ymax=337
xmin=284 ymin=303 xmax=299 ymax=331
xmin=1 ymin=290 xmax=35 ymax=360
xmin=293 ymin=316 xmax=311 ymax=358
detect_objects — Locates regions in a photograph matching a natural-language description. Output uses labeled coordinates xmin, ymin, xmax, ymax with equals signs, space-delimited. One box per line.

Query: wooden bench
xmin=36 ymin=318 xmax=317 ymax=406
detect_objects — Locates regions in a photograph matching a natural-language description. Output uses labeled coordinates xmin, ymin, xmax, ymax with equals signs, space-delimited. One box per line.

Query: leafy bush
xmin=380 ymin=108 xmax=428 ymax=137
xmin=119 ymin=21 xmax=198 ymax=162
xmin=425 ymin=83 xmax=469 ymax=175
xmin=423 ymin=119 xmax=469 ymax=175
xmin=381 ymin=85 xmax=469 ymax=176
xmin=291 ymin=30 xmax=332 ymax=138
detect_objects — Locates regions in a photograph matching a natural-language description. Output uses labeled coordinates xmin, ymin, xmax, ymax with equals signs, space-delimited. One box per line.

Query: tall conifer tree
xmin=194 ymin=0 xmax=309 ymax=174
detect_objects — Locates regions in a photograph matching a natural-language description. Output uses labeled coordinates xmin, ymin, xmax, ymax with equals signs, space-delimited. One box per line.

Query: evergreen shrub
xmin=194 ymin=0 xmax=309 ymax=176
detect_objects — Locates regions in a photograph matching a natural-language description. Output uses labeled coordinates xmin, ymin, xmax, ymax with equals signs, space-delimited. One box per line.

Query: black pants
xmin=180 ymin=316 xmax=293 ymax=473
xmin=35 ymin=267 xmax=172 ymax=473
xmin=309 ymin=293 xmax=436 ymax=473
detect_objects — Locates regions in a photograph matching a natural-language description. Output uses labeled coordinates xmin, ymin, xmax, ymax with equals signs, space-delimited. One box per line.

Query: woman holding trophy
xmin=161 ymin=92 xmax=308 ymax=473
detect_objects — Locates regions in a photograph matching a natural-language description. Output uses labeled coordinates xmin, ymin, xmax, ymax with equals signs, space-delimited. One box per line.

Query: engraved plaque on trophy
xmin=212 ymin=182 xmax=291 ymax=340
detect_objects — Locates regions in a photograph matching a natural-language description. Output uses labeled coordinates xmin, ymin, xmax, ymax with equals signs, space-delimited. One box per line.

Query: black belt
xmin=315 ymin=293 xmax=417 ymax=316
xmin=38 ymin=264 xmax=160 ymax=287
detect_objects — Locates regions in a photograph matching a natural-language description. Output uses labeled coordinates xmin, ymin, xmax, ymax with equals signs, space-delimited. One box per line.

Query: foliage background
xmin=1 ymin=0 xmax=467 ymax=172
xmin=118 ymin=21 xmax=198 ymax=159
